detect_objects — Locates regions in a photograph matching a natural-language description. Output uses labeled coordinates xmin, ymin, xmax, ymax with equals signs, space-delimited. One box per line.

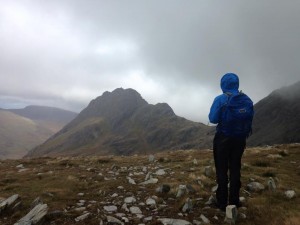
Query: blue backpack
xmin=220 ymin=91 xmax=254 ymax=138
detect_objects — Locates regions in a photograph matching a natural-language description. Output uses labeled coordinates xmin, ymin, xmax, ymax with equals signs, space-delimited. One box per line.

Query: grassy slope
xmin=0 ymin=144 xmax=299 ymax=224
xmin=0 ymin=111 xmax=56 ymax=159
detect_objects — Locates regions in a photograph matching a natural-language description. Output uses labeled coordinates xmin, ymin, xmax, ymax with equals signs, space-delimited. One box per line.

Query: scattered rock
xmin=14 ymin=203 xmax=48 ymax=225
xmin=156 ymin=169 xmax=166 ymax=176
xmin=107 ymin=215 xmax=124 ymax=225
xmin=204 ymin=166 xmax=214 ymax=177
xmin=182 ymin=198 xmax=193 ymax=213
xmin=225 ymin=205 xmax=238 ymax=224
xmin=149 ymin=155 xmax=155 ymax=163
xmin=0 ymin=194 xmax=19 ymax=213
xmin=267 ymin=177 xmax=276 ymax=191
xmin=176 ymin=185 xmax=186 ymax=198
xmin=193 ymin=159 xmax=198 ymax=165
xmin=139 ymin=178 xmax=158 ymax=185
xmin=205 ymin=195 xmax=216 ymax=205
xmin=121 ymin=203 xmax=129 ymax=212
xmin=211 ymin=185 xmax=218 ymax=193
xmin=285 ymin=190 xmax=296 ymax=199
xmin=200 ymin=214 xmax=210 ymax=224
xmin=247 ymin=182 xmax=265 ymax=192
xmin=158 ymin=218 xmax=191 ymax=225
xmin=31 ymin=197 xmax=43 ymax=209
xmin=124 ymin=196 xmax=136 ymax=204
xmin=127 ymin=177 xmax=136 ymax=185
xmin=75 ymin=213 xmax=90 ymax=222
xmin=129 ymin=206 xmax=142 ymax=214
xmin=145 ymin=172 xmax=153 ymax=181
xmin=146 ymin=198 xmax=156 ymax=206
xmin=104 ymin=205 xmax=118 ymax=212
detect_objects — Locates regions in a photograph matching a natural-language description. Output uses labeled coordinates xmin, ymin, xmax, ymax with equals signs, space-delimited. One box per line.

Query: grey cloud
xmin=0 ymin=0 xmax=299 ymax=122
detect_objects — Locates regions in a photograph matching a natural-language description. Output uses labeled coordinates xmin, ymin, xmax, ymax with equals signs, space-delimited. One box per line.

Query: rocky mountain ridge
xmin=27 ymin=88 xmax=213 ymax=157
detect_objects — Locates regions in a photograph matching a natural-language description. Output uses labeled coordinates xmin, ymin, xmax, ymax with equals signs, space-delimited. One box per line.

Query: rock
xmin=176 ymin=185 xmax=186 ymax=198
xmin=239 ymin=196 xmax=246 ymax=203
xmin=0 ymin=194 xmax=19 ymax=213
xmin=211 ymin=185 xmax=218 ymax=193
xmin=16 ymin=164 xmax=24 ymax=169
xmin=239 ymin=213 xmax=247 ymax=219
xmin=200 ymin=214 xmax=210 ymax=224
xmin=149 ymin=155 xmax=155 ymax=163
xmin=182 ymin=198 xmax=193 ymax=213
xmin=77 ymin=193 xmax=84 ymax=196
xmin=111 ymin=193 xmax=118 ymax=198
xmin=14 ymin=204 xmax=48 ymax=225
xmin=247 ymin=182 xmax=265 ymax=192
xmin=127 ymin=177 xmax=136 ymax=185
xmin=129 ymin=206 xmax=142 ymax=214
xmin=193 ymin=220 xmax=202 ymax=225
xmin=156 ymin=184 xmax=171 ymax=193
xmin=205 ymin=195 xmax=216 ymax=205
xmin=267 ymin=177 xmax=276 ymax=191
xmin=74 ymin=207 xmax=86 ymax=212
xmin=104 ymin=205 xmax=118 ymax=212
xmin=204 ymin=166 xmax=214 ymax=177
xmin=193 ymin=159 xmax=198 ymax=165
xmin=158 ymin=218 xmax=191 ymax=225
xmin=225 ymin=205 xmax=238 ymax=224
xmin=156 ymin=169 xmax=166 ymax=176
xmin=139 ymin=178 xmax=158 ymax=185
xmin=107 ymin=215 xmax=124 ymax=225
xmin=121 ymin=203 xmax=129 ymax=212
xmin=144 ymin=216 xmax=153 ymax=222
xmin=124 ymin=196 xmax=136 ymax=204
xmin=285 ymin=190 xmax=296 ymax=199
xmin=145 ymin=172 xmax=152 ymax=181
xmin=146 ymin=198 xmax=156 ymax=206
xmin=75 ymin=213 xmax=90 ymax=222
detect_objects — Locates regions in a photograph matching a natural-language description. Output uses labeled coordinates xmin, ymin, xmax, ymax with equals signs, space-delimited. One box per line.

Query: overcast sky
xmin=0 ymin=1 xmax=299 ymax=123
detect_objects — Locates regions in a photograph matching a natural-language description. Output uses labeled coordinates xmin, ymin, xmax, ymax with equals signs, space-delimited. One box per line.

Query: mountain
xmin=27 ymin=88 xmax=214 ymax=157
xmin=8 ymin=105 xmax=78 ymax=133
xmin=0 ymin=106 xmax=77 ymax=159
xmin=248 ymin=81 xmax=300 ymax=146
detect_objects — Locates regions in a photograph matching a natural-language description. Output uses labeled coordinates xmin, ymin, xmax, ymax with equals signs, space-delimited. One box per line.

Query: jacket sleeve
xmin=208 ymin=95 xmax=224 ymax=124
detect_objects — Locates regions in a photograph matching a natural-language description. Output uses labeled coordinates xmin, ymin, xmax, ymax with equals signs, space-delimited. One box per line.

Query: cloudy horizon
xmin=0 ymin=1 xmax=299 ymax=123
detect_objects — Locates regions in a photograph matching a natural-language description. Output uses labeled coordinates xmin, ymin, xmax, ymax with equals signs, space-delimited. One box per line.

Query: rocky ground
xmin=0 ymin=144 xmax=299 ymax=225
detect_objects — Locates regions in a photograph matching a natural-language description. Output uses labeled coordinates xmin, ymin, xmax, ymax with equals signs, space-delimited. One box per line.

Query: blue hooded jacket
xmin=209 ymin=73 xmax=239 ymax=126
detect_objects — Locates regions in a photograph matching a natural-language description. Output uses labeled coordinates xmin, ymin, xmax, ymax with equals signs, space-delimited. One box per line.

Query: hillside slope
xmin=27 ymin=88 xmax=213 ymax=157
xmin=248 ymin=81 xmax=300 ymax=146
xmin=0 ymin=110 xmax=53 ymax=159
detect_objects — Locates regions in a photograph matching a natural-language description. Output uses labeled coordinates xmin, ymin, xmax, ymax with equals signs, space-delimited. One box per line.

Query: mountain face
xmin=0 ymin=106 xmax=77 ymax=159
xmin=27 ymin=88 xmax=214 ymax=157
xmin=248 ymin=81 xmax=300 ymax=146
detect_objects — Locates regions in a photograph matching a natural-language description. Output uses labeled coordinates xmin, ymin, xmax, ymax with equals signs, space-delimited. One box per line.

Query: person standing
xmin=209 ymin=73 xmax=254 ymax=211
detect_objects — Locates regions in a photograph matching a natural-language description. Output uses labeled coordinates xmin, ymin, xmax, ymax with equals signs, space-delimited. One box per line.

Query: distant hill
xmin=0 ymin=106 xmax=77 ymax=159
xmin=248 ymin=81 xmax=300 ymax=146
xmin=27 ymin=88 xmax=214 ymax=157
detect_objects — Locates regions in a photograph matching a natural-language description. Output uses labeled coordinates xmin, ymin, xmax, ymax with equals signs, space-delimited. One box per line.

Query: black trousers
xmin=213 ymin=132 xmax=246 ymax=207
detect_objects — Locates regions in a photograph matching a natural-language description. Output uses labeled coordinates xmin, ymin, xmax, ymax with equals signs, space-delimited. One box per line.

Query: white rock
xmin=124 ymin=196 xmax=136 ymax=204
xmin=75 ymin=213 xmax=90 ymax=222
xmin=285 ymin=190 xmax=296 ymax=199
xmin=14 ymin=204 xmax=48 ymax=225
xmin=121 ymin=203 xmax=129 ymax=212
xmin=129 ymin=206 xmax=142 ymax=214
xmin=111 ymin=193 xmax=119 ymax=198
xmin=149 ymin=155 xmax=155 ymax=162
xmin=200 ymin=214 xmax=210 ymax=224
xmin=176 ymin=185 xmax=186 ymax=198
xmin=127 ymin=176 xmax=136 ymax=185
xmin=103 ymin=205 xmax=117 ymax=212
xmin=139 ymin=178 xmax=158 ymax=185
xmin=226 ymin=205 xmax=238 ymax=221
xmin=247 ymin=182 xmax=265 ymax=192
xmin=156 ymin=169 xmax=166 ymax=176
xmin=107 ymin=215 xmax=124 ymax=225
xmin=146 ymin=198 xmax=156 ymax=206
xmin=0 ymin=194 xmax=19 ymax=211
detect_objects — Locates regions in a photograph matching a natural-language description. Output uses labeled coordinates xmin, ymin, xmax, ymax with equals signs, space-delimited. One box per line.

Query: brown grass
xmin=0 ymin=144 xmax=299 ymax=224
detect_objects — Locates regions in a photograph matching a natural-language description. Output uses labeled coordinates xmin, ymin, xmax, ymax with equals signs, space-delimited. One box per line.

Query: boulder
xmin=14 ymin=204 xmax=48 ymax=225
